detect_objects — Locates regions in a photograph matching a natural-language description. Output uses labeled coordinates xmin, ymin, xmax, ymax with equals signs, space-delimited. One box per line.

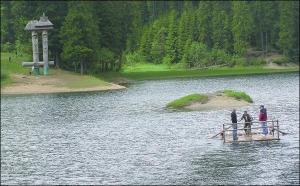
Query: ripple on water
xmin=1 ymin=72 xmax=299 ymax=185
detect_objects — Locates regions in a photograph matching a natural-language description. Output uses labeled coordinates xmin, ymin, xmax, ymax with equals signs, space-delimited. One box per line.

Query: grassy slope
xmin=1 ymin=52 xmax=299 ymax=87
xmin=120 ymin=65 xmax=298 ymax=81
xmin=1 ymin=52 xmax=30 ymax=85
xmin=1 ymin=52 xmax=110 ymax=88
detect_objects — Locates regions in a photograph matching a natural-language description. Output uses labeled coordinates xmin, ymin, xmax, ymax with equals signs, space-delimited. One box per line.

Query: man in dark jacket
xmin=231 ymin=109 xmax=238 ymax=140
xmin=259 ymin=105 xmax=268 ymax=136
xmin=239 ymin=110 xmax=253 ymax=136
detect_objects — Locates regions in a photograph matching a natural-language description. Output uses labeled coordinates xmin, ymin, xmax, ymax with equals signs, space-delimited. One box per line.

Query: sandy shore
xmin=1 ymin=83 xmax=126 ymax=95
xmin=1 ymin=73 xmax=126 ymax=95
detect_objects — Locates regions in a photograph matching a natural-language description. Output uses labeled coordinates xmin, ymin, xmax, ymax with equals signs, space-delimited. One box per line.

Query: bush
xmin=1 ymin=69 xmax=8 ymax=81
xmin=187 ymin=42 xmax=208 ymax=68
xmin=273 ymin=56 xmax=290 ymax=65
xmin=232 ymin=57 xmax=248 ymax=67
xmin=162 ymin=55 xmax=172 ymax=66
xmin=2 ymin=42 xmax=14 ymax=53
xmin=249 ymin=57 xmax=267 ymax=66
xmin=126 ymin=51 xmax=146 ymax=63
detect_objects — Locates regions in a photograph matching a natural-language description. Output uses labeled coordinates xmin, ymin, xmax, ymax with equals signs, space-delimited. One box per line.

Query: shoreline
xmin=1 ymin=83 xmax=126 ymax=95
xmin=1 ymin=62 xmax=298 ymax=95
xmin=1 ymin=73 xmax=126 ymax=95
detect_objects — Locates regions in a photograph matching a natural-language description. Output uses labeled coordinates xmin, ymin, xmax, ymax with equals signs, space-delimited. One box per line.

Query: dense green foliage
xmin=222 ymin=90 xmax=253 ymax=103
xmin=166 ymin=94 xmax=209 ymax=108
xmin=1 ymin=1 xmax=299 ymax=75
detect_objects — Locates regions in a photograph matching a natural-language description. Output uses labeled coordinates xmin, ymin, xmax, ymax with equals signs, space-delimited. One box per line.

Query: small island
xmin=166 ymin=90 xmax=253 ymax=110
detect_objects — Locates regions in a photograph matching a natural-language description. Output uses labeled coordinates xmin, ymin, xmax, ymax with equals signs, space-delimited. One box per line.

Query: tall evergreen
xmin=277 ymin=2 xmax=295 ymax=57
xmin=60 ymin=1 xmax=99 ymax=74
xmin=231 ymin=1 xmax=253 ymax=56
xmin=164 ymin=10 xmax=178 ymax=64
xmin=211 ymin=2 xmax=230 ymax=51
xmin=195 ymin=2 xmax=213 ymax=48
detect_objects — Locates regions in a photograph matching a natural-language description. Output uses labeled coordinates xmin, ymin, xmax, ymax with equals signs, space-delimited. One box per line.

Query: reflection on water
xmin=1 ymin=72 xmax=299 ymax=185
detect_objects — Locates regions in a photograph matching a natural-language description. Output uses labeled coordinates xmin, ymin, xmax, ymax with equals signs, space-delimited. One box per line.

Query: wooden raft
xmin=224 ymin=132 xmax=280 ymax=143
xmin=215 ymin=120 xmax=283 ymax=143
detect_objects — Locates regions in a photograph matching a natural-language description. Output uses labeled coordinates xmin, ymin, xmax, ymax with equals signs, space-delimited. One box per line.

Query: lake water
xmin=1 ymin=72 xmax=299 ymax=185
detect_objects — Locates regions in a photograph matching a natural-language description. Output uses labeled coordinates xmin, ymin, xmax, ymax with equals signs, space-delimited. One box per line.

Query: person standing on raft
xmin=238 ymin=110 xmax=253 ymax=136
xmin=231 ymin=109 xmax=238 ymax=140
xmin=259 ymin=105 xmax=268 ymax=136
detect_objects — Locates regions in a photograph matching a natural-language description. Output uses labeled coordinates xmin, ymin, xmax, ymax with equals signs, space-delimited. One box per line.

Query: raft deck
xmin=224 ymin=132 xmax=280 ymax=143
xmin=220 ymin=120 xmax=281 ymax=143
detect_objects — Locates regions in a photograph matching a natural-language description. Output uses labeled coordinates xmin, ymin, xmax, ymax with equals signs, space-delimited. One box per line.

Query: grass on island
xmin=166 ymin=90 xmax=253 ymax=109
xmin=222 ymin=90 xmax=253 ymax=103
xmin=166 ymin=94 xmax=209 ymax=108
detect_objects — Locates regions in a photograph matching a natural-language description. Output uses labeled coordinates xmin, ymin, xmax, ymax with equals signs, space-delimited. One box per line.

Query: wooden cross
xmin=22 ymin=61 xmax=55 ymax=75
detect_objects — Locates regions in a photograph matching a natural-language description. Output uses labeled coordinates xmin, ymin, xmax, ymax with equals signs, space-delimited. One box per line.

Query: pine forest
xmin=1 ymin=1 xmax=299 ymax=74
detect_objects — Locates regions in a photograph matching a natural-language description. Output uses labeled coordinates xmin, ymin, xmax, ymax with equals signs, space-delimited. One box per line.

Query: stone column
xmin=32 ymin=30 xmax=40 ymax=75
xmin=42 ymin=30 xmax=49 ymax=75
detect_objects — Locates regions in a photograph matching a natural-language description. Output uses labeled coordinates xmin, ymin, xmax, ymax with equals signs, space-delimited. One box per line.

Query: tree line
xmin=1 ymin=1 xmax=299 ymax=74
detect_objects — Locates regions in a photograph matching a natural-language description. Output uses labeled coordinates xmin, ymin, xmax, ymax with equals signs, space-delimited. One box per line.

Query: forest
xmin=1 ymin=1 xmax=299 ymax=75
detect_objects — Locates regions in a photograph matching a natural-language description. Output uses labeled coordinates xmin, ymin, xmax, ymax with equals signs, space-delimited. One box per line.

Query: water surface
xmin=1 ymin=72 xmax=299 ymax=185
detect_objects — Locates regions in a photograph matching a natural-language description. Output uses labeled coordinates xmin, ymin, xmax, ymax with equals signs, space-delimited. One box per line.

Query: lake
xmin=1 ymin=72 xmax=299 ymax=185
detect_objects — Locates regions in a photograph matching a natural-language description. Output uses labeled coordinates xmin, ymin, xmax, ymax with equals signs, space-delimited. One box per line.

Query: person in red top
xmin=259 ymin=105 xmax=268 ymax=136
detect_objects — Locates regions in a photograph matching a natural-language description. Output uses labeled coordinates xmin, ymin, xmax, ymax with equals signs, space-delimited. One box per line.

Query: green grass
xmin=166 ymin=94 xmax=209 ymax=108
xmin=222 ymin=90 xmax=253 ymax=103
xmin=273 ymin=56 xmax=290 ymax=65
xmin=1 ymin=52 xmax=111 ymax=88
xmin=120 ymin=66 xmax=298 ymax=81
xmin=55 ymin=73 xmax=110 ymax=88
xmin=1 ymin=52 xmax=31 ymax=74
xmin=2 ymin=51 xmax=299 ymax=88
xmin=1 ymin=52 xmax=31 ymax=86
xmin=122 ymin=62 xmax=181 ymax=73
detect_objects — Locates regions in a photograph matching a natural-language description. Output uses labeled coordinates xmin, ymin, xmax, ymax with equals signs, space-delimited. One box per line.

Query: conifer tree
xmin=195 ymin=2 xmax=213 ymax=48
xmin=231 ymin=1 xmax=253 ymax=56
xmin=60 ymin=1 xmax=99 ymax=74
xmin=277 ymin=2 xmax=295 ymax=57
xmin=164 ymin=10 xmax=178 ymax=64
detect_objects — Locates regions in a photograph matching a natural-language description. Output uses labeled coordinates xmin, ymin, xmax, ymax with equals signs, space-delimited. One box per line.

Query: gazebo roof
xmin=24 ymin=13 xmax=53 ymax=31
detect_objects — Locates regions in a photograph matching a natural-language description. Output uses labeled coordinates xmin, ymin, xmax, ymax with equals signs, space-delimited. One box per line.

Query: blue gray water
xmin=1 ymin=72 xmax=299 ymax=185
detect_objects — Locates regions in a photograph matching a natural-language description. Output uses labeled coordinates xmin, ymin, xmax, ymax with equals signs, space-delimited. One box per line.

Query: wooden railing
xmin=222 ymin=119 xmax=280 ymax=142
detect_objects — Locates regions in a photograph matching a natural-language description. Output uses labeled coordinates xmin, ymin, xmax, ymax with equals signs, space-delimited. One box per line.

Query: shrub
xmin=2 ymin=42 xmax=14 ymax=53
xmin=187 ymin=42 xmax=208 ymax=68
xmin=233 ymin=57 xmax=248 ymax=67
xmin=162 ymin=55 xmax=172 ymax=66
xmin=1 ymin=69 xmax=8 ymax=81
xmin=125 ymin=51 xmax=148 ymax=64
xmin=273 ymin=56 xmax=290 ymax=65
xmin=249 ymin=57 xmax=267 ymax=66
